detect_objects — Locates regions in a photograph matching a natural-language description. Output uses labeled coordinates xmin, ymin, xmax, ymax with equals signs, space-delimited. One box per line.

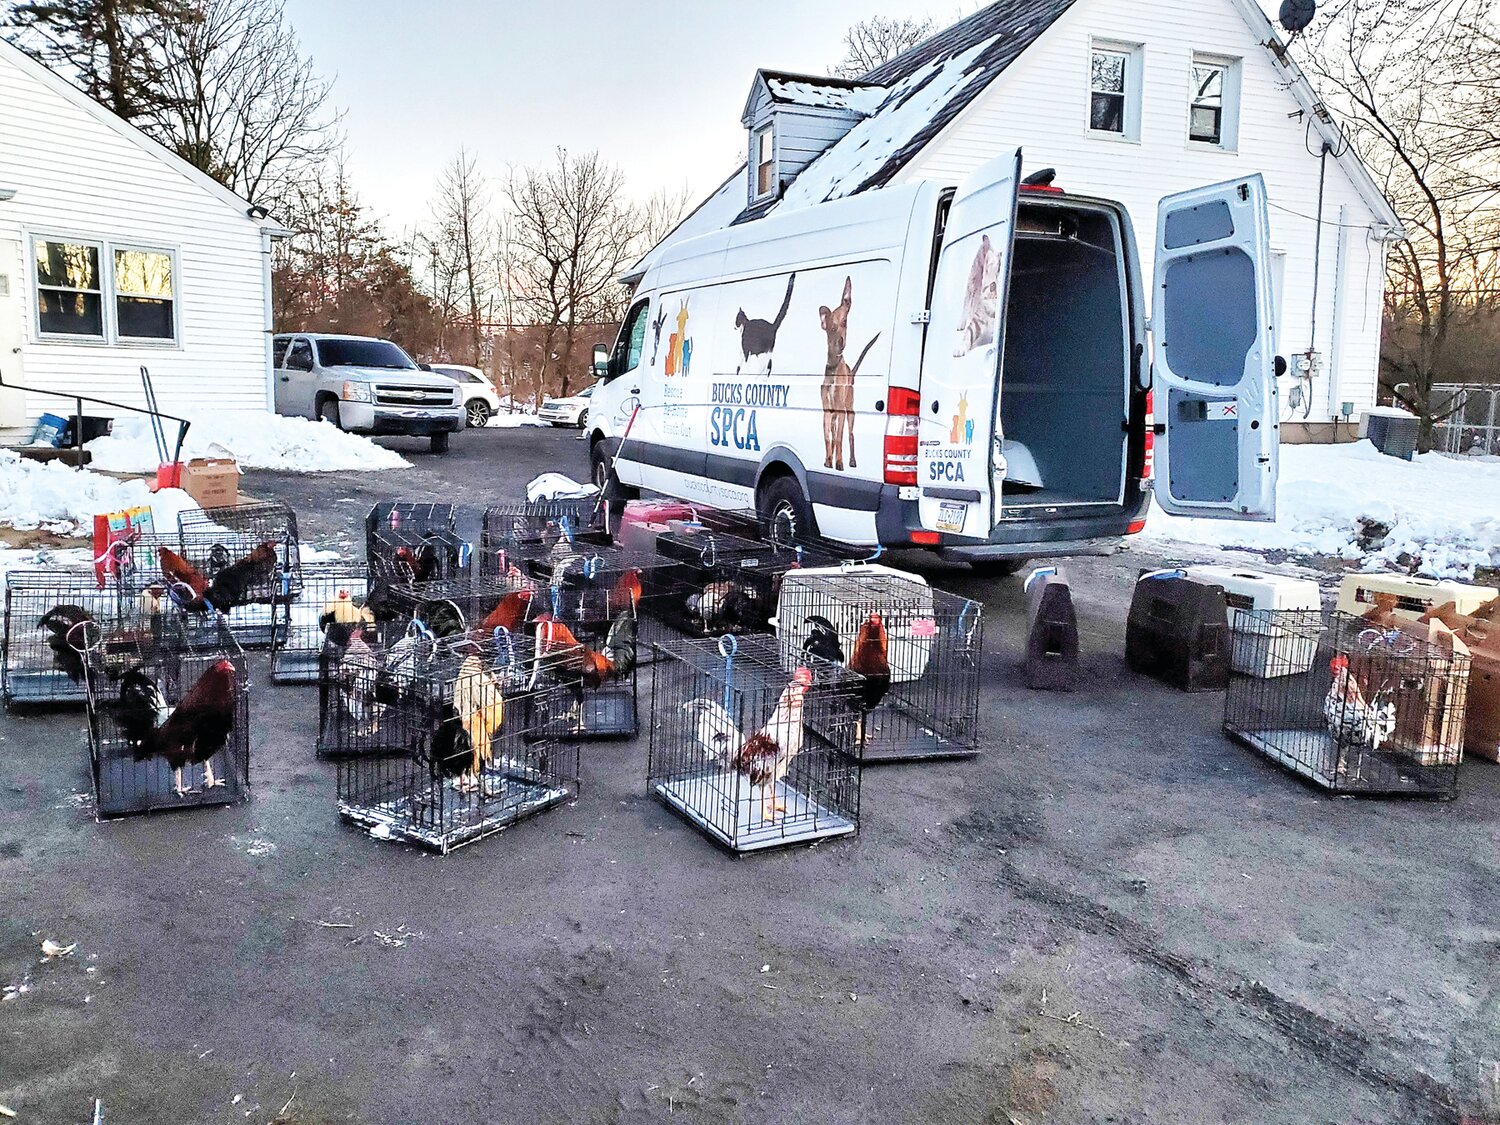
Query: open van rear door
xmin=916 ymin=149 xmax=1022 ymax=541
xmin=1152 ymin=175 xmax=1278 ymax=520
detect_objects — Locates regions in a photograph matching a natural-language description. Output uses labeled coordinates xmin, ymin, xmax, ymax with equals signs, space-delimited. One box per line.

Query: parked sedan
xmin=429 ymin=364 xmax=503 ymax=428
xmin=538 ymin=385 xmax=594 ymax=428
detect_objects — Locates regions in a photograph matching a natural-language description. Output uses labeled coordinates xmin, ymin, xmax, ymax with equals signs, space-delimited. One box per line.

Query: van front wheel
xmin=758 ymin=475 xmax=816 ymax=547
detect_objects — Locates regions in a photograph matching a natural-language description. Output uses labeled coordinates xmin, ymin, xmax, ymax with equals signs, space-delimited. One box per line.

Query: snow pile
xmin=0 ymin=450 xmax=199 ymax=537
xmin=527 ymin=474 xmax=598 ymax=503
xmin=488 ymin=413 xmax=548 ymax=429
xmin=86 ymin=412 xmax=410 ymax=474
xmin=0 ymin=545 xmax=91 ymax=581
xmin=781 ymin=38 xmax=995 ymax=208
xmin=765 ymin=78 xmax=889 ymax=114
xmin=1143 ymin=442 xmax=1500 ymax=578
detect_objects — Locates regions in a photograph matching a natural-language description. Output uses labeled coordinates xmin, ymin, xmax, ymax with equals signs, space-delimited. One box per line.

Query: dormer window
xmin=754 ymin=126 xmax=775 ymax=198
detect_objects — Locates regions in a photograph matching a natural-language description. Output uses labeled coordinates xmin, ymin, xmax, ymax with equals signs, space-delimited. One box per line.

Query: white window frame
xmin=27 ymin=232 xmax=182 ymax=348
xmin=31 ymin=234 xmax=107 ymax=343
xmin=752 ymin=124 xmax=776 ymax=201
xmin=1187 ymin=52 xmax=1242 ymax=152
xmin=110 ymin=243 xmax=181 ymax=346
xmin=1088 ymin=39 xmax=1144 ymax=143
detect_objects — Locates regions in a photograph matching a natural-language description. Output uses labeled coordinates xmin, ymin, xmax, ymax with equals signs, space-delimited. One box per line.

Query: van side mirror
xmin=592 ymin=343 xmax=611 ymax=381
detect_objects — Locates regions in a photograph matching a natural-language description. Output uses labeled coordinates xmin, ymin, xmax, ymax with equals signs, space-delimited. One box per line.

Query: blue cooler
xmin=29 ymin=414 xmax=68 ymax=447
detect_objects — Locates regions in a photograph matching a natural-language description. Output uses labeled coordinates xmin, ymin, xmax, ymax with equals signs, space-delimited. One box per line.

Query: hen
xmin=38 ymin=605 xmax=93 ymax=683
xmin=847 ymin=613 xmax=892 ymax=744
xmin=732 ymin=667 xmax=814 ymax=822
xmin=125 ymin=660 xmax=239 ymax=796
xmin=1324 ymin=653 xmax=1396 ymax=765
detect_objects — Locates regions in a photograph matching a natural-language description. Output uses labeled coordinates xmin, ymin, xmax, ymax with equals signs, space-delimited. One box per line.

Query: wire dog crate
xmin=648 ymin=635 xmax=862 ymax=853
xmin=366 ymin=501 xmax=473 ymax=589
xmin=1224 ymin=610 xmax=1469 ymax=798
xmin=775 ymin=565 xmax=983 ymax=763
xmin=83 ymin=616 xmax=250 ymax=818
xmin=3 ymin=567 xmax=166 ymax=708
xmin=335 ymin=635 xmax=579 ymax=853
xmin=316 ymin=616 xmax=441 ymax=760
xmin=524 ymin=545 xmax=671 ymax=662
xmin=269 ymin=563 xmax=373 ymax=684
xmin=530 ymin=602 xmax=641 ymax=739
xmin=179 ymin=500 xmax=302 ymax=598
xmin=378 ymin=573 xmax=539 ymax=643
xmin=479 ymin=498 xmax=609 ymax=577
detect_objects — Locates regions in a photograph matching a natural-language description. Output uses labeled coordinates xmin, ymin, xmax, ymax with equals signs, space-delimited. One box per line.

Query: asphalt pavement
xmin=2 ymin=422 xmax=1496 ymax=1124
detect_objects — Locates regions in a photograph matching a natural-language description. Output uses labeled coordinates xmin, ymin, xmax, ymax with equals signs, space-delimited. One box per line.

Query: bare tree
xmin=639 ymin=182 xmax=695 ymax=249
xmin=425 ymin=150 xmax=492 ymax=366
xmin=1295 ymin=0 xmax=1500 ymax=446
xmin=831 ymin=15 xmax=932 ymax=78
xmin=506 ymin=148 xmax=647 ymax=401
xmin=5 ymin=0 xmax=197 ymax=121
xmin=152 ymin=0 xmax=336 ymax=210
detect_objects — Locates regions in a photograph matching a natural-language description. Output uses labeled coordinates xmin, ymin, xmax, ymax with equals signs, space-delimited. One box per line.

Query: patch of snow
xmin=0 ymin=546 xmax=92 ymax=583
xmin=488 ymin=413 xmax=548 ymax=429
xmin=1142 ymin=442 xmax=1500 ymax=579
xmin=765 ymin=78 xmax=888 ymax=114
xmin=0 ymin=450 xmax=199 ymax=537
xmin=527 ymin=474 xmax=598 ymax=503
xmin=86 ymin=412 xmax=411 ymax=474
xmin=781 ymin=38 xmax=995 ymax=208
xmin=299 ymin=544 xmax=342 ymax=563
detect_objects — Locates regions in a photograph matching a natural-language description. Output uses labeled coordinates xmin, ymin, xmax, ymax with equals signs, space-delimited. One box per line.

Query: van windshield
xmin=316 ymin=339 xmax=416 ymax=369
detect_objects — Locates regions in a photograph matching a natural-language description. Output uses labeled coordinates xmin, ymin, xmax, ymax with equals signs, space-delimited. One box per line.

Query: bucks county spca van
xmin=587 ymin=149 xmax=1279 ymax=564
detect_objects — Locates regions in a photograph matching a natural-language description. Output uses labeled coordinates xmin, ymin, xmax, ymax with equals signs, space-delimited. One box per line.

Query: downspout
xmin=1325 ymin=203 xmax=1350 ymax=438
xmin=260 ymin=227 xmax=275 ymax=411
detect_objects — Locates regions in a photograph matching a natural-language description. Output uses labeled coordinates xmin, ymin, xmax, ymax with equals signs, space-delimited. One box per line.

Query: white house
xmin=630 ymin=0 xmax=1404 ymax=442
xmin=0 ymin=37 xmax=283 ymax=440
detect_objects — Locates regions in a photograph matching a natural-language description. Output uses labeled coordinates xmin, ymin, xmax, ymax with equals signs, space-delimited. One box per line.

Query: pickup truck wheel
xmin=466 ymin=400 xmax=491 ymax=428
xmin=758 ymin=475 xmax=816 ymax=547
xmin=318 ymin=398 xmax=342 ymax=431
xmin=430 ymin=432 xmax=451 ymax=454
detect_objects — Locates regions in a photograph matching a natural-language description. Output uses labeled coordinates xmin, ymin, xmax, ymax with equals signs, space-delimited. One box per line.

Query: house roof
xmin=0 ymin=36 xmax=284 ymax=232
xmin=756 ymin=70 xmax=888 ymax=115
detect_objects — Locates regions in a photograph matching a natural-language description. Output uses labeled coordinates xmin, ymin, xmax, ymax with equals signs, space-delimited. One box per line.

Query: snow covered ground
xmin=85 ymin=412 xmax=411 ymax=474
xmin=1142 ymin=442 xmax=1500 ymax=579
xmin=0 ymin=450 xmax=198 ymax=538
xmin=487 ymin=412 xmax=548 ymax=429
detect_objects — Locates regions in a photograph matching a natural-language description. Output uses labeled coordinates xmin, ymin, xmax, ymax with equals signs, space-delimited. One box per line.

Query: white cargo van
xmin=587 ymin=150 xmax=1279 ymax=566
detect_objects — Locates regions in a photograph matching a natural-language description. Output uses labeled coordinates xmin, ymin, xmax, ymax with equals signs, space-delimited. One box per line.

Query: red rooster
xmin=158 ymin=543 xmax=278 ymax=613
xmin=534 ymin=611 xmax=638 ymax=690
xmin=479 ymin=588 xmax=534 ymax=634
xmin=123 ymin=660 xmax=239 ymax=796
xmin=848 ymin=612 xmax=891 ymax=744
xmin=733 ymin=667 xmax=813 ymax=822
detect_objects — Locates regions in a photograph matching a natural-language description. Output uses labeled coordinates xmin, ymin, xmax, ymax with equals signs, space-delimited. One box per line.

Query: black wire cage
xmin=647 ymin=634 xmax=863 ymax=853
xmin=3 ymin=567 xmax=167 ymax=708
xmin=178 ymin=500 xmax=302 ymax=598
xmin=529 ymin=601 xmax=641 ymax=739
xmin=335 ymin=635 xmax=580 ymax=853
xmin=125 ymin=528 xmax=290 ymax=649
xmin=523 ymin=544 xmax=672 ymax=666
xmin=1224 ymin=610 xmax=1470 ymax=798
xmin=366 ymin=501 xmax=474 ymax=589
xmin=316 ymin=616 xmax=438 ymax=760
xmin=479 ymin=498 xmax=610 ymax=577
xmin=269 ymin=562 xmax=374 ymax=684
xmin=775 ymin=566 xmax=984 ymax=763
xmin=376 ymin=572 xmax=539 ymax=644
xmin=82 ymin=616 xmax=250 ymax=818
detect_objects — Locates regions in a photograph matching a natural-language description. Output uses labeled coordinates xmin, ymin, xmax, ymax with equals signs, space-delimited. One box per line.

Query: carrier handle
xmin=700 ymin=535 xmax=718 ymax=568
xmin=718 ymin=633 xmax=738 ymax=711
xmin=841 ymin=544 xmax=885 ymax=570
xmin=491 ymin=625 xmax=516 ymax=669
xmin=458 ymin=541 xmax=473 ymax=569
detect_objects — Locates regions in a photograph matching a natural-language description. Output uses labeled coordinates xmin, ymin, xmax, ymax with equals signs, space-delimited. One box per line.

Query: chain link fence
xmin=1432 ymin=384 xmax=1500 ymax=457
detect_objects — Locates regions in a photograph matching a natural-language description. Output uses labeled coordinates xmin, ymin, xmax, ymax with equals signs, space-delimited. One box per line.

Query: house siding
xmin=0 ymin=47 xmax=270 ymax=431
xmin=895 ymin=0 xmax=1391 ymax=426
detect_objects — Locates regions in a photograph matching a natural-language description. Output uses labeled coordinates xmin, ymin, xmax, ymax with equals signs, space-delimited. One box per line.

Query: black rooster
xmin=38 ymin=605 xmax=93 ymax=682
xmin=802 ymin=615 xmax=844 ymax=667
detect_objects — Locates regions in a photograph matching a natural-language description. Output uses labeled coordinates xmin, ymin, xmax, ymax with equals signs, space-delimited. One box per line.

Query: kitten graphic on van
xmin=954 ymin=234 xmax=1000 ymax=357
xmin=734 ymin=273 xmax=796 ymax=376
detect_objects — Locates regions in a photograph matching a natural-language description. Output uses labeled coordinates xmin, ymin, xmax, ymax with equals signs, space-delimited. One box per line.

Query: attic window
xmin=755 ymin=126 xmax=775 ymax=198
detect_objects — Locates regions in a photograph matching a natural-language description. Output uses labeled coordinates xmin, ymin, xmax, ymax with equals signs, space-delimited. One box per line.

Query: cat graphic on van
xmin=954 ymin=234 xmax=1000 ymax=357
xmin=819 ymin=276 xmax=881 ymax=473
xmin=733 ymin=272 xmax=796 ymax=376
xmin=649 ymin=305 xmax=667 ymax=366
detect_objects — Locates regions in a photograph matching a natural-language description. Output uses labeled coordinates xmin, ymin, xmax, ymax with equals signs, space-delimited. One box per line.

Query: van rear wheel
xmin=758 ymin=475 xmax=816 ymax=548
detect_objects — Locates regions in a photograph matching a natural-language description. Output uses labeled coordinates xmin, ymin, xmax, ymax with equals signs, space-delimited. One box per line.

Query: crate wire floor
xmin=654 ymin=769 xmax=856 ymax=852
xmin=92 ymin=749 xmax=242 ymax=818
xmin=339 ymin=754 xmax=573 ymax=853
xmin=6 ymin=669 xmax=89 ymax=706
xmin=1227 ymin=726 xmax=1461 ymax=798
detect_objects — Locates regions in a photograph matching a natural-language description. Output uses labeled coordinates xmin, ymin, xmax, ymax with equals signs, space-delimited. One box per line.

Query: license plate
xmin=936 ymin=501 xmax=967 ymax=534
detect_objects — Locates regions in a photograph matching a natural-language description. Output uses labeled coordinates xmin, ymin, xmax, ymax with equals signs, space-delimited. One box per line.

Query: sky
xmin=280 ymin=0 xmax=969 ymax=235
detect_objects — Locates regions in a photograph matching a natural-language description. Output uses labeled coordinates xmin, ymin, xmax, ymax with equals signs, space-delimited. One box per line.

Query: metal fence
xmin=1433 ymin=384 xmax=1500 ymax=456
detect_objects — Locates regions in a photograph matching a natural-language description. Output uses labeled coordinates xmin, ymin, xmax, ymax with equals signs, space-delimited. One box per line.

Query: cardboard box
xmin=179 ymin=457 xmax=240 ymax=508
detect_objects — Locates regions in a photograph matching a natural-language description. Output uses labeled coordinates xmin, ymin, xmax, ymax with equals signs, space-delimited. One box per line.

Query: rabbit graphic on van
xmin=665 ymin=299 xmax=691 ymax=377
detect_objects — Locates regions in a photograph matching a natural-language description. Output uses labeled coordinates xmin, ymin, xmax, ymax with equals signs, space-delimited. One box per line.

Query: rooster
xmin=416 ymin=598 xmax=467 ymax=639
xmin=535 ymin=609 xmax=638 ymax=728
xmin=733 ymin=668 xmax=814 ymax=822
xmin=38 ymin=605 xmax=93 ymax=683
xmin=124 ymin=660 xmax=238 ymax=796
xmin=319 ymin=590 xmax=374 ymax=632
xmin=1324 ymin=653 xmax=1396 ymax=778
xmin=338 ymin=628 xmax=385 ymax=735
xmin=478 ymin=588 xmax=534 ymax=634
xmin=376 ymin=626 xmax=436 ymax=707
xmin=451 ymin=652 xmax=506 ymax=791
xmin=802 ymin=615 xmax=844 ymax=666
xmin=689 ymin=581 xmax=764 ymax=635
xmin=158 ymin=543 xmax=278 ymax=613
xmin=848 ymin=613 xmax=892 ymax=744
xmin=612 ymin=567 xmax=644 ymax=615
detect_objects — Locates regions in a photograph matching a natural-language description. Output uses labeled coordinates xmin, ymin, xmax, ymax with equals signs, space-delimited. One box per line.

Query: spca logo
xmin=950 ymin=392 xmax=976 ymax=446
xmin=664 ymin=299 xmax=693 ymax=378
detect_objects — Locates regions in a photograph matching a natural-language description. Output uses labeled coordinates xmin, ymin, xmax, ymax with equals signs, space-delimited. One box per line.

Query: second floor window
xmin=755 ymin=127 xmax=775 ymax=197
xmin=1089 ymin=47 xmax=1131 ymax=134
xmin=1190 ymin=61 xmax=1226 ymax=144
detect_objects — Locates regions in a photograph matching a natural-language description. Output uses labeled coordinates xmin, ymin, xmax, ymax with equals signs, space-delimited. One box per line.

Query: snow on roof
xmin=780 ymin=38 xmax=995 ymax=209
xmin=763 ymin=77 xmax=888 ymax=115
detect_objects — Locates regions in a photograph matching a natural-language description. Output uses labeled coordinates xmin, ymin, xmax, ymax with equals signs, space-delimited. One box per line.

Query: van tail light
xmin=1127 ymin=518 xmax=1147 ymax=535
xmin=910 ymin=530 xmax=941 ymax=545
xmin=1142 ymin=390 xmax=1155 ymax=482
xmin=884 ymin=386 xmax=921 ymax=486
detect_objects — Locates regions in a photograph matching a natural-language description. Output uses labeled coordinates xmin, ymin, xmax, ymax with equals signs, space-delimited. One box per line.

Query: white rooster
xmin=1324 ymin=653 xmax=1396 ymax=777
xmin=683 ymin=668 xmax=813 ymax=823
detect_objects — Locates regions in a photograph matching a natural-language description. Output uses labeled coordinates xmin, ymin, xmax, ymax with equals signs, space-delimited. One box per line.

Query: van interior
xmin=997 ymin=203 xmax=1130 ymax=512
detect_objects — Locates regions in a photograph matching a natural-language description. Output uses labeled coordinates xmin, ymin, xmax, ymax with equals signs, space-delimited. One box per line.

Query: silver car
xmin=272 ymin=333 xmax=466 ymax=454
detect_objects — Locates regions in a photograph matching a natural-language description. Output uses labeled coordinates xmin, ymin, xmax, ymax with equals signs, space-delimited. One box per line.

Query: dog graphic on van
xmin=818 ymin=276 xmax=881 ymax=472
xmin=665 ymin=299 xmax=691 ymax=377
xmin=734 ymin=272 xmax=796 ymax=376
xmin=954 ymin=234 xmax=1000 ymax=358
